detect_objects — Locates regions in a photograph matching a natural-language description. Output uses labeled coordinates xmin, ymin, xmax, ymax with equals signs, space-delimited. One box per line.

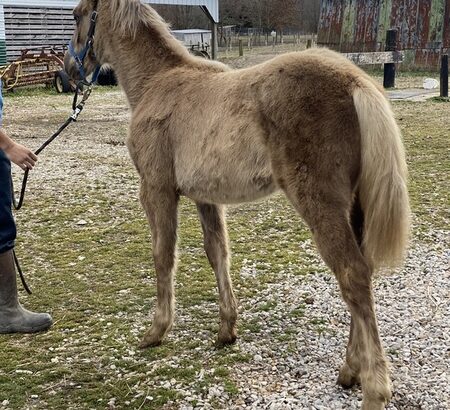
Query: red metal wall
xmin=354 ymin=0 xmax=380 ymax=51
xmin=317 ymin=0 xmax=450 ymax=68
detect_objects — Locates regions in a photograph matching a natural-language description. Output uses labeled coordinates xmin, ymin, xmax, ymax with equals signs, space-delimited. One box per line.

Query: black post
xmin=383 ymin=29 xmax=397 ymax=88
xmin=440 ymin=54 xmax=448 ymax=98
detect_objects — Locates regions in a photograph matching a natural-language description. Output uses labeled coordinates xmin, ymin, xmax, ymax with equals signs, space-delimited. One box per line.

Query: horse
xmin=64 ymin=1 xmax=410 ymax=408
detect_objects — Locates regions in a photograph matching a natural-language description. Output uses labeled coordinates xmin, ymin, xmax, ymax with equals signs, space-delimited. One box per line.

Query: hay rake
xmin=0 ymin=47 xmax=72 ymax=93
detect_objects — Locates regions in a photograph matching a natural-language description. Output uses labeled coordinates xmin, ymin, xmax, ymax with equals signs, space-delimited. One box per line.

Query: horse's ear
xmin=89 ymin=0 xmax=100 ymax=8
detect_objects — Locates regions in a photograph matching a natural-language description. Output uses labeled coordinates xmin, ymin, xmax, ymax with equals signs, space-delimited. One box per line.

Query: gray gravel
xmin=172 ymin=230 xmax=449 ymax=410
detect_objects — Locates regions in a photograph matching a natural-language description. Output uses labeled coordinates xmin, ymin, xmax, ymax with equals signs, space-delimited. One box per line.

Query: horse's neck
xmin=107 ymin=27 xmax=188 ymax=110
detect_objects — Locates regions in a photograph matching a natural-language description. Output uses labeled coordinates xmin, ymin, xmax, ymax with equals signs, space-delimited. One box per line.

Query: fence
xmin=218 ymin=28 xmax=317 ymax=53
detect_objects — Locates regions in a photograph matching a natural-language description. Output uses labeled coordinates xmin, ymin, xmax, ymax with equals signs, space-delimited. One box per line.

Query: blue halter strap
xmin=68 ymin=9 xmax=101 ymax=84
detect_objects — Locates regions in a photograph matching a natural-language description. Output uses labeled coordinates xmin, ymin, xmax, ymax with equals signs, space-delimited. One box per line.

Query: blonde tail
xmin=353 ymin=80 xmax=410 ymax=269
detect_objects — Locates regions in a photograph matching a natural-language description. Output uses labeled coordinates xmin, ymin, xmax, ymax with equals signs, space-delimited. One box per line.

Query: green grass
xmin=392 ymin=100 xmax=449 ymax=236
xmin=430 ymin=96 xmax=450 ymax=103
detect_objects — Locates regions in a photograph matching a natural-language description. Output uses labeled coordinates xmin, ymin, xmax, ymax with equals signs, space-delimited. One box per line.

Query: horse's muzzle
xmin=63 ymin=52 xmax=81 ymax=81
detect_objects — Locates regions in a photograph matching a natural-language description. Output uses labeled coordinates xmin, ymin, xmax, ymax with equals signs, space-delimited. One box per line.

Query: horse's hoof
xmin=361 ymin=382 xmax=391 ymax=410
xmin=361 ymin=399 xmax=386 ymax=410
xmin=216 ymin=330 xmax=237 ymax=347
xmin=139 ymin=334 xmax=163 ymax=349
xmin=337 ymin=364 xmax=359 ymax=389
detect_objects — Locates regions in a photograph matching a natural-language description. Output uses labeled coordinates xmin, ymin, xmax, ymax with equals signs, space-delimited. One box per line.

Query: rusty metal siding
xmin=354 ymin=0 xmax=380 ymax=51
xmin=417 ymin=0 xmax=432 ymax=48
xmin=340 ymin=0 xmax=356 ymax=52
xmin=377 ymin=0 xmax=392 ymax=46
xmin=442 ymin=0 xmax=450 ymax=47
xmin=317 ymin=0 xmax=449 ymax=67
xmin=317 ymin=0 xmax=345 ymax=47
xmin=428 ymin=0 xmax=445 ymax=44
xmin=391 ymin=0 xmax=420 ymax=49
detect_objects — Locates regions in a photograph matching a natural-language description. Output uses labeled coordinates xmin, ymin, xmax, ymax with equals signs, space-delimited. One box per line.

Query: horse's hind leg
xmin=139 ymin=183 xmax=179 ymax=348
xmin=337 ymin=198 xmax=364 ymax=388
xmin=337 ymin=317 xmax=361 ymax=388
xmin=197 ymin=203 xmax=237 ymax=345
xmin=284 ymin=187 xmax=391 ymax=409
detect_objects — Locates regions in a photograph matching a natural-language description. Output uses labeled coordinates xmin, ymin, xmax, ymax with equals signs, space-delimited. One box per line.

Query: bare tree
xmin=153 ymin=5 xmax=209 ymax=29
xmin=270 ymin=0 xmax=302 ymax=31
xmin=154 ymin=0 xmax=320 ymax=34
xmin=220 ymin=0 xmax=303 ymax=31
xmin=301 ymin=0 xmax=321 ymax=33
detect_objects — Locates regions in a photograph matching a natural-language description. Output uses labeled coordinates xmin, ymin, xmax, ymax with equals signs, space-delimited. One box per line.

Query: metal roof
xmin=172 ymin=29 xmax=210 ymax=34
xmin=0 ymin=0 xmax=219 ymax=22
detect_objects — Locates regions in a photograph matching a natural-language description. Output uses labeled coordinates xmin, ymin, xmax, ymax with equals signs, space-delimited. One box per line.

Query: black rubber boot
xmin=0 ymin=250 xmax=52 ymax=333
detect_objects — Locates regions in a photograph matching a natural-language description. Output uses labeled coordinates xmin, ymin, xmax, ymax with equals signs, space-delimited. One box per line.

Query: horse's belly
xmin=175 ymin=143 xmax=277 ymax=204
xmin=180 ymin=174 xmax=277 ymax=204
xmin=181 ymin=171 xmax=277 ymax=204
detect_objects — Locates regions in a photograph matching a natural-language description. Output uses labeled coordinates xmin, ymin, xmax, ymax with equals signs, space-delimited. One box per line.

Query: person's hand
xmin=4 ymin=141 xmax=37 ymax=171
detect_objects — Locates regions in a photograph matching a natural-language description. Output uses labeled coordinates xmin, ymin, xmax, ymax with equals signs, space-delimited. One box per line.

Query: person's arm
xmin=0 ymin=83 xmax=37 ymax=171
xmin=0 ymin=129 xmax=38 ymax=171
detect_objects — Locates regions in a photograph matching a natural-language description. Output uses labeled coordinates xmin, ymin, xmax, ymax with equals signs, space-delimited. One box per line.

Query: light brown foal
xmin=65 ymin=1 xmax=410 ymax=408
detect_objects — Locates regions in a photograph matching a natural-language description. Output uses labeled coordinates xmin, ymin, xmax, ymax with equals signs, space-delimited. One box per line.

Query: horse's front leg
xmin=139 ymin=182 xmax=179 ymax=348
xmin=196 ymin=203 xmax=237 ymax=345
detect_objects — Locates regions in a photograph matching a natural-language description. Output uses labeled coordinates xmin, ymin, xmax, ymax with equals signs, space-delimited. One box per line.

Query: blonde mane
xmin=108 ymin=0 xmax=188 ymax=54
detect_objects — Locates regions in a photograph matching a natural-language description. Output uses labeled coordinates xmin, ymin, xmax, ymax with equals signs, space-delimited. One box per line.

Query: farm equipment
xmin=0 ymin=47 xmax=72 ymax=93
xmin=189 ymin=43 xmax=211 ymax=59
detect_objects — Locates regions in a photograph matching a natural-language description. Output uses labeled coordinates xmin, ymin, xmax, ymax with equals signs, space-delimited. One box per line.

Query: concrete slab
xmin=387 ymin=88 xmax=439 ymax=101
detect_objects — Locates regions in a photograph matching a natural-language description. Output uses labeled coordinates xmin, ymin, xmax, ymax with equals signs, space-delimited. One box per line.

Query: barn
xmin=0 ymin=0 xmax=219 ymax=65
xmin=317 ymin=0 xmax=450 ymax=68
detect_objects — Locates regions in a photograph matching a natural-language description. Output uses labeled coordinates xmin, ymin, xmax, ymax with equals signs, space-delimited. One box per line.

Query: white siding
xmin=0 ymin=6 xmax=5 ymax=41
xmin=0 ymin=0 xmax=219 ymax=22
xmin=0 ymin=6 xmax=5 ymax=64
xmin=3 ymin=6 xmax=74 ymax=62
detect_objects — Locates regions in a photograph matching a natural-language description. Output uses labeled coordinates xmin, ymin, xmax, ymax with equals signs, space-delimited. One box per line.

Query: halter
xmin=68 ymin=3 xmax=101 ymax=84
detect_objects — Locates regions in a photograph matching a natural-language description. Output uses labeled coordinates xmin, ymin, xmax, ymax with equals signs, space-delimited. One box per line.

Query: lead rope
xmin=11 ymin=83 xmax=94 ymax=294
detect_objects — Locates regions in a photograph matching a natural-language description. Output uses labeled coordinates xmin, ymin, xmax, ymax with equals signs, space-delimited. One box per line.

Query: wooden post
xmin=239 ymin=39 xmax=243 ymax=57
xmin=306 ymin=39 xmax=312 ymax=49
xmin=383 ymin=29 xmax=397 ymax=88
xmin=440 ymin=54 xmax=448 ymax=98
xmin=211 ymin=22 xmax=218 ymax=60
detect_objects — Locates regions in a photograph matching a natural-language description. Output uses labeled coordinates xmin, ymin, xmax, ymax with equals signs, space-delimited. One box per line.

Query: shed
xmin=172 ymin=29 xmax=211 ymax=46
xmin=0 ymin=0 xmax=219 ymax=64
xmin=317 ymin=0 xmax=450 ymax=68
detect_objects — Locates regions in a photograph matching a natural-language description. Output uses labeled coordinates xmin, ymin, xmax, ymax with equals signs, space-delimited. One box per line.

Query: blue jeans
xmin=0 ymin=149 xmax=16 ymax=254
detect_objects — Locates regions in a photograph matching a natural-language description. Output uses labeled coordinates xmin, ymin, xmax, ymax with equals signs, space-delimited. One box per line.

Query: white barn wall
xmin=0 ymin=7 xmax=5 ymax=64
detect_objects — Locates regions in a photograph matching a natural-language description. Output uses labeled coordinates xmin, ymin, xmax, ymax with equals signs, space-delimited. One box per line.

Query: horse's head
xmin=64 ymin=0 xmax=104 ymax=82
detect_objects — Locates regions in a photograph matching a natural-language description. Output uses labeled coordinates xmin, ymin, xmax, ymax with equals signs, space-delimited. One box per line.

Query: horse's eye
xmin=74 ymin=14 xmax=80 ymax=24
